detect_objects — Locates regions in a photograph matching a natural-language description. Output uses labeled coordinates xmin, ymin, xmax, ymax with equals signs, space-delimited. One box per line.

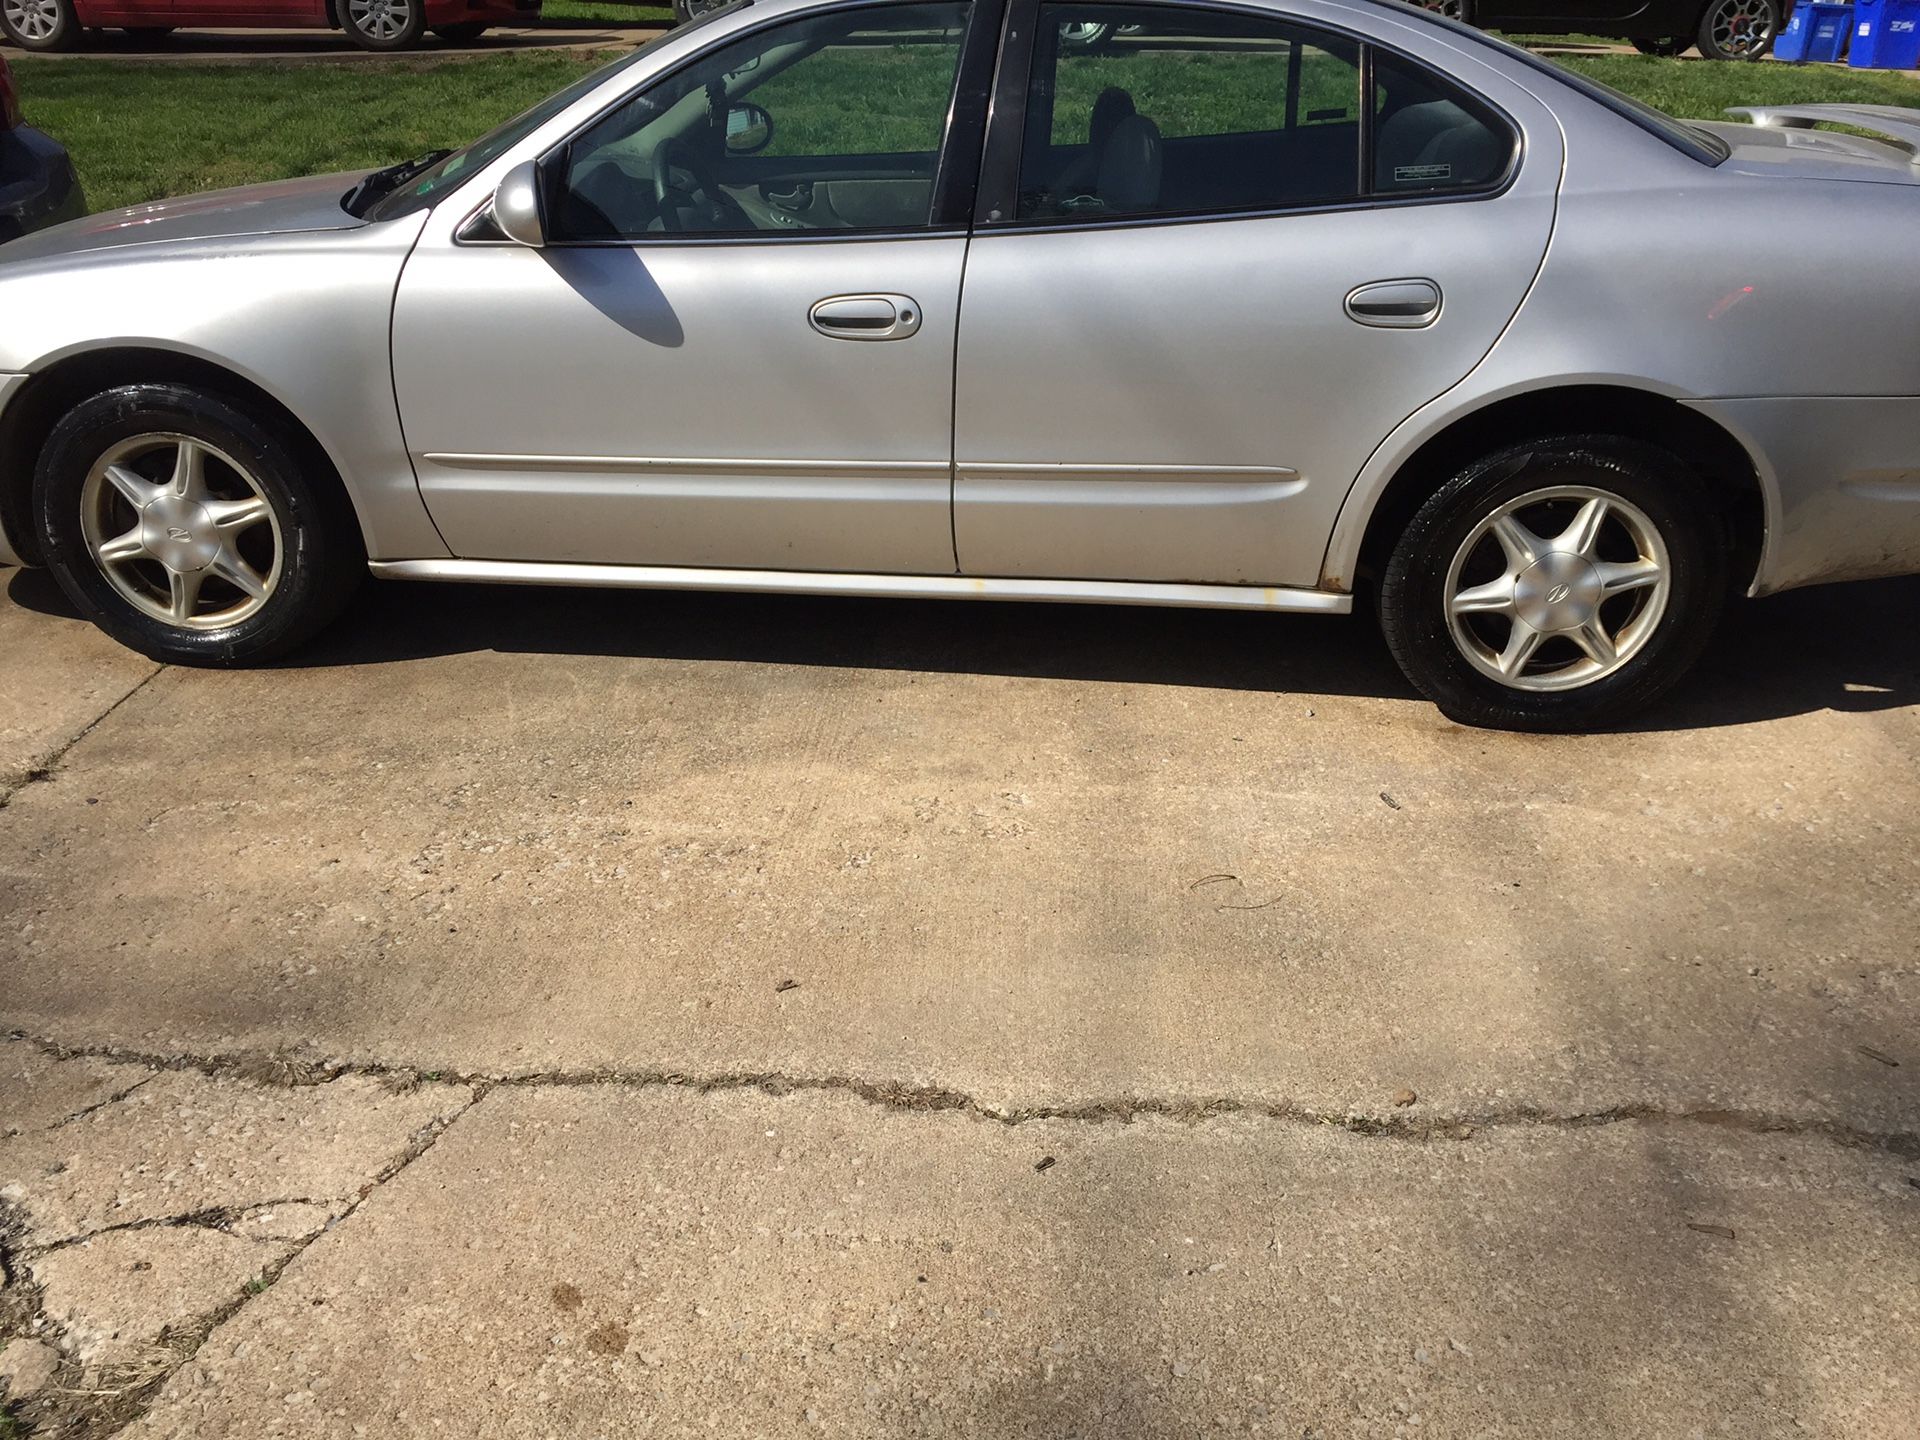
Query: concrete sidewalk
xmin=2 ymin=568 xmax=1918 ymax=1436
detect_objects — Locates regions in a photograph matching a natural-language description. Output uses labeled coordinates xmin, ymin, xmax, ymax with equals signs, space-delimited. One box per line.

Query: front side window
xmin=552 ymin=1 xmax=969 ymax=241
xmin=1015 ymin=3 xmax=1514 ymax=224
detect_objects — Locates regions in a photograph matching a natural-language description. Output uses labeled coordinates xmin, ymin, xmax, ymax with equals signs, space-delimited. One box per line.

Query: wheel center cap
xmin=141 ymin=494 xmax=219 ymax=572
xmin=1513 ymin=551 xmax=1603 ymax=632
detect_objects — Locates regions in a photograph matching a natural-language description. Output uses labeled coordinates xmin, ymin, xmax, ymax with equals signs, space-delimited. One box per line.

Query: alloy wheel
xmin=2 ymin=0 xmax=61 ymax=42
xmin=348 ymin=0 xmax=413 ymax=42
xmin=78 ymin=434 xmax=283 ymax=630
xmin=1705 ymin=0 xmax=1775 ymax=56
xmin=1442 ymin=485 xmax=1671 ymax=692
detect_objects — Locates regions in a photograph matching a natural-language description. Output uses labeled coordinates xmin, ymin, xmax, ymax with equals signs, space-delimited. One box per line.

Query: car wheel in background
xmin=341 ymin=0 xmax=426 ymax=50
xmin=670 ymin=0 xmax=731 ymax=23
xmin=1631 ymin=35 xmax=1691 ymax=54
xmin=1695 ymin=0 xmax=1778 ymax=58
xmin=1378 ymin=437 xmax=1726 ymax=731
xmin=1412 ymin=0 xmax=1476 ymax=22
xmin=432 ymin=20 xmax=488 ymax=40
xmin=1 ymin=0 xmax=80 ymax=52
xmin=34 ymin=384 xmax=363 ymax=666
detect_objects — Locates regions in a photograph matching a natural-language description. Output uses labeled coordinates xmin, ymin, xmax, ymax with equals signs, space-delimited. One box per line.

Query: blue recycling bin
xmin=1778 ymin=0 xmax=1854 ymax=59
xmin=1849 ymin=0 xmax=1920 ymax=67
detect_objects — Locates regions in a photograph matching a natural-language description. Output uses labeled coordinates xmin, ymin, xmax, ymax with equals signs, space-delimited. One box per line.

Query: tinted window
xmin=1017 ymin=4 xmax=1363 ymax=222
xmin=553 ymin=2 xmax=967 ymax=241
xmin=1372 ymin=51 xmax=1513 ymax=194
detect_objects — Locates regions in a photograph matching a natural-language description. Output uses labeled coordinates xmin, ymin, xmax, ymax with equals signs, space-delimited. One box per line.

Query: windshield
xmin=363 ymin=4 xmax=751 ymax=222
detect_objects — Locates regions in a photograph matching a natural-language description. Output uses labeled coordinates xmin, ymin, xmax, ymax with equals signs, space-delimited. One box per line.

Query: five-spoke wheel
xmin=79 ymin=435 xmax=283 ymax=630
xmin=1443 ymin=487 xmax=1670 ymax=692
xmin=35 ymin=384 xmax=362 ymax=665
xmin=1380 ymin=437 xmax=1726 ymax=731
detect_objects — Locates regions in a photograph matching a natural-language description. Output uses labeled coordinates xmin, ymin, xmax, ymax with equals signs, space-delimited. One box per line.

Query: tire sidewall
xmin=1 ymin=0 xmax=79 ymax=51
xmin=1380 ymin=439 xmax=1727 ymax=731
xmin=34 ymin=384 xmax=349 ymax=665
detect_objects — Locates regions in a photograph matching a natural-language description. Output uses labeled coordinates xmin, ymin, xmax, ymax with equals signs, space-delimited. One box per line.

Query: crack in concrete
xmin=9 ymin=1029 xmax=1917 ymax=1158
xmin=0 ymin=664 xmax=164 ymax=811
xmin=21 ymin=1196 xmax=355 ymax=1258
xmin=47 ymin=1072 xmax=157 ymax=1132
xmin=1 ymin=1081 xmax=484 ymax=1439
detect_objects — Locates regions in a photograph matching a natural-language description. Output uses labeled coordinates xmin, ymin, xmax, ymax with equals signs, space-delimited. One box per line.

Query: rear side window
xmin=1373 ymin=50 xmax=1513 ymax=195
xmin=1018 ymin=5 xmax=1364 ymax=221
xmin=1013 ymin=2 xmax=1515 ymax=225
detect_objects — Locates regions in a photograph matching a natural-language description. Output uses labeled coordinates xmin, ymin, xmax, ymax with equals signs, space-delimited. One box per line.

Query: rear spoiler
xmin=1727 ymin=104 xmax=1920 ymax=165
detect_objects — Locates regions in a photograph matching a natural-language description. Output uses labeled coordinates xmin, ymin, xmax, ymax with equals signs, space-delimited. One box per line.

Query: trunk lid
xmin=1698 ymin=104 xmax=1920 ymax=186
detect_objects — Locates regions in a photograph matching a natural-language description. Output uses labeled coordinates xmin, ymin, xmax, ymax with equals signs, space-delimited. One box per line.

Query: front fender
xmin=0 ymin=217 xmax=448 ymax=562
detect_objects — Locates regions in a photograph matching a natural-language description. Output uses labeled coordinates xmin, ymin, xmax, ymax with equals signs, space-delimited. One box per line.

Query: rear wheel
xmin=1378 ymin=437 xmax=1726 ymax=731
xmin=1696 ymin=0 xmax=1778 ymax=58
xmin=341 ymin=0 xmax=426 ymax=49
xmin=432 ymin=20 xmax=487 ymax=40
xmin=33 ymin=384 xmax=362 ymax=666
xmin=1 ymin=0 xmax=81 ymax=51
xmin=670 ymin=0 xmax=730 ymax=22
xmin=1631 ymin=34 xmax=1691 ymax=54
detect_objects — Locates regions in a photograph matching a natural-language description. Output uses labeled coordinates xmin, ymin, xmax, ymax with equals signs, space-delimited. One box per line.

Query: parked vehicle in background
xmin=1413 ymin=0 xmax=1782 ymax=60
xmin=0 ymin=0 xmax=542 ymax=52
xmin=2 ymin=0 xmax=1918 ymax=730
xmin=0 ymin=53 xmax=83 ymax=239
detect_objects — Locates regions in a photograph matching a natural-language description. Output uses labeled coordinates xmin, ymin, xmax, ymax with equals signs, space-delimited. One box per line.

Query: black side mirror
xmin=725 ymin=102 xmax=774 ymax=156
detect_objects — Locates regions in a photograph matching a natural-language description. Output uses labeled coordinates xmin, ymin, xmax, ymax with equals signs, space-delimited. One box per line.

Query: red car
xmin=1 ymin=0 xmax=541 ymax=52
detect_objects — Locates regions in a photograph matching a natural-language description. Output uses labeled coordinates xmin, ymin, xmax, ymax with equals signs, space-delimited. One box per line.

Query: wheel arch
xmin=0 ymin=345 xmax=366 ymax=568
xmin=1330 ymin=383 xmax=1768 ymax=601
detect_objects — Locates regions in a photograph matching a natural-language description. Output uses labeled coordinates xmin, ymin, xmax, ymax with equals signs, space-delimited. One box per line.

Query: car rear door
xmin=391 ymin=0 xmax=997 ymax=575
xmin=951 ymin=0 xmax=1564 ymax=587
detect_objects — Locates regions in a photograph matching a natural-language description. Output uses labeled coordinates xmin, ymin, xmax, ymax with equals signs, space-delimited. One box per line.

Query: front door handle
xmin=809 ymin=293 xmax=922 ymax=341
xmin=1345 ymin=279 xmax=1442 ymax=329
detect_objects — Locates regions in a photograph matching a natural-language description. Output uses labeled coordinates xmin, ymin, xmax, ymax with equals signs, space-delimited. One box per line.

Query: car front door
xmin=392 ymin=0 xmax=987 ymax=574
xmin=951 ymin=0 xmax=1564 ymax=587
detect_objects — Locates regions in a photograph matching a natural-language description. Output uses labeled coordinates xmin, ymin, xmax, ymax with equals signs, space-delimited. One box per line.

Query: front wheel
xmin=341 ymin=0 xmax=426 ymax=50
xmin=1 ymin=0 xmax=81 ymax=51
xmin=670 ymin=0 xmax=730 ymax=22
xmin=1632 ymin=34 xmax=1691 ymax=54
xmin=1378 ymin=438 xmax=1727 ymax=732
xmin=33 ymin=384 xmax=363 ymax=666
xmin=1696 ymin=0 xmax=1778 ymax=58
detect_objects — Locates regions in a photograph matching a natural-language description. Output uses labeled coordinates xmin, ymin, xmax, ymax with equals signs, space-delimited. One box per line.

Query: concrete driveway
xmin=2 ymin=565 xmax=1917 ymax=1437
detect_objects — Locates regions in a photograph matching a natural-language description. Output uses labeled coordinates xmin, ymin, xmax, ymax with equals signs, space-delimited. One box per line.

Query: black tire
xmin=431 ymin=20 xmax=487 ymax=40
xmin=1378 ymin=437 xmax=1727 ymax=732
xmin=0 ymin=0 xmax=82 ymax=51
xmin=33 ymin=384 xmax=363 ymax=667
xmin=339 ymin=0 xmax=427 ymax=50
xmin=1695 ymin=0 xmax=1778 ymax=59
xmin=1416 ymin=0 xmax=1476 ymax=23
xmin=1631 ymin=34 xmax=1691 ymax=54
xmin=671 ymin=0 xmax=730 ymax=23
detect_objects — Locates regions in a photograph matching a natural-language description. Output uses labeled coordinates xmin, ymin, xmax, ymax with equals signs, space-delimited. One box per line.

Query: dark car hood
xmin=0 ymin=170 xmax=367 ymax=265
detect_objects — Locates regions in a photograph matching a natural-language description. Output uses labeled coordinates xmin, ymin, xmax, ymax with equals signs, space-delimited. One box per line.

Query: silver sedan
xmin=1 ymin=0 xmax=1917 ymax=730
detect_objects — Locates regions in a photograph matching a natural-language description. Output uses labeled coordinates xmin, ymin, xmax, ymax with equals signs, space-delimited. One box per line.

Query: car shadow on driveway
xmin=8 ymin=567 xmax=1918 ymax=729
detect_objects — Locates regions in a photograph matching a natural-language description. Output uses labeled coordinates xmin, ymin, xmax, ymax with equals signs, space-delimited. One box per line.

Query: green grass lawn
xmin=540 ymin=0 xmax=672 ymax=25
xmin=9 ymin=41 xmax=1918 ymax=214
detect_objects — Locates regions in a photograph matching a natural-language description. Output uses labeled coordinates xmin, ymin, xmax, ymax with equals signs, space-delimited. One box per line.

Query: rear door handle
xmin=809 ymin=293 xmax=922 ymax=341
xmin=1345 ymin=279 xmax=1442 ymax=329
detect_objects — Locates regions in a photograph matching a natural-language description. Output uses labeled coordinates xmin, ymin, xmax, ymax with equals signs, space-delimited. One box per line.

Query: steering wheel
xmin=652 ymin=135 xmax=716 ymax=233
